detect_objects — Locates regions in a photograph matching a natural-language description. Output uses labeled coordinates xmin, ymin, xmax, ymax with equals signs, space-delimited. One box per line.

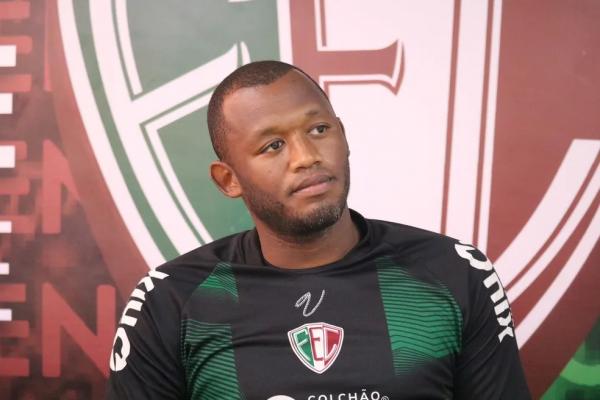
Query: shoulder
xmin=366 ymin=216 xmax=465 ymax=267
xmin=365 ymin=216 xmax=496 ymax=306
xmin=367 ymin=217 xmax=514 ymax=341
xmin=122 ymin=230 xmax=251 ymax=320
xmin=109 ymin=231 xmax=252 ymax=371
xmin=155 ymin=229 xmax=251 ymax=282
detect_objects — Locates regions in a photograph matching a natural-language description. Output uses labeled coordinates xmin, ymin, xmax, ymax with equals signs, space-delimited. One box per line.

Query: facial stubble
xmin=240 ymin=160 xmax=351 ymax=241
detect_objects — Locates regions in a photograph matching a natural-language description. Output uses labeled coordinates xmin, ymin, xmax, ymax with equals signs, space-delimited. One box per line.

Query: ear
xmin=337 ymin=117 xmax=350 ymax=156
xmin=337 ymin=117 xmax=345 ymax=135
xmin=210 ymin=160 xmax=243 ymax=198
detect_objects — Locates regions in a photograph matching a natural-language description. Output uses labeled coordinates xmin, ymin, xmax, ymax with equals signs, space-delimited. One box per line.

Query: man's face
xmin=220 ymin=70 xmax=350 ymax=238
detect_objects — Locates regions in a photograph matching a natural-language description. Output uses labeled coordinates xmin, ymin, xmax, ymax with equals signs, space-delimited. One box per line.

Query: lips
xmin=291 ymin=174 xmax=334 ymax=195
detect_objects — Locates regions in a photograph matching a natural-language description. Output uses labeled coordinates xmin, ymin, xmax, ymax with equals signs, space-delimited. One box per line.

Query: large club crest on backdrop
xmin=53 ymin=0 xmax=599 ymax=396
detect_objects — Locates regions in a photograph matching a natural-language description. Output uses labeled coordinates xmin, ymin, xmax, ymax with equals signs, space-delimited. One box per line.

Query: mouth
xmin=291 ymin=174 xmax=335 ymax=197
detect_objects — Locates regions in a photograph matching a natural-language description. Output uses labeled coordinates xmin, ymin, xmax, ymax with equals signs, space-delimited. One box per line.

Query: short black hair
xmin=207 ymin=60 xmax=329 ymax=160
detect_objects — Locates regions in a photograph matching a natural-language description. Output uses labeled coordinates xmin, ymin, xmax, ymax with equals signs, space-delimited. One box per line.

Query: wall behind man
xmin=0 ymin=0 xmax=597 ymax=398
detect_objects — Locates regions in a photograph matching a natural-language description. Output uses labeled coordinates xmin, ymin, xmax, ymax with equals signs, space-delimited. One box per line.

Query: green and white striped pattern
xmin=181 ymin=319 xmax=243 ymax=400
xmin=197 ymin=262 xmax=239 ymax=301
xmin=376 ymin=257 xmax=462 ymax=374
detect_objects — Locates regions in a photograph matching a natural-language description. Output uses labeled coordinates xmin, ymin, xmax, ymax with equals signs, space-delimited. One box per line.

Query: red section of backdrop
xmin=46 ymin=0 xmax=148 ymax=300
xmin=0 ymin=1 xmax=119 ymax=398
xmin=489 ymin=0 xmax=599 ymax=260
xmin=491 ymin=0 xmax=600 ymax=396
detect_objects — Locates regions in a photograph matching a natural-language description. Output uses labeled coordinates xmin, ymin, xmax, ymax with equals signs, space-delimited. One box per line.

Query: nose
xmin=288 ymin=133 xmax=321 ymax=171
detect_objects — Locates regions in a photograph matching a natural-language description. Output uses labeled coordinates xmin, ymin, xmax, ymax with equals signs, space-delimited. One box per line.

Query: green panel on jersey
xmin=198 ymin=262 xmax=238 ymax=300
xmin=182 ymin=319 xmax=243 ymax=400
xmin=376 ymin=257 xmax=463 ymax=374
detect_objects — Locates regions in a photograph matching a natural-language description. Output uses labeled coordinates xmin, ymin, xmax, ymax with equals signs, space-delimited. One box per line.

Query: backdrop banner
xmin=0 ymin=1 xmax=598 ymax=398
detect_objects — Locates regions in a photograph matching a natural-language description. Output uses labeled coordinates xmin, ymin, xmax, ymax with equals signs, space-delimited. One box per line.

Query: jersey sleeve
xmin=452 ymin=242 xmax=531 ymax=399
xmin=106 ymin=267 xmax=187 ymax=399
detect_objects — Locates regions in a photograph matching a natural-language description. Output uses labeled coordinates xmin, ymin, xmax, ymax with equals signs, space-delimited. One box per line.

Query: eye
xmin=309 ymin=124 xmax=329 ymax=135
xmin=262 ymin=139 xmax=284 ymax=153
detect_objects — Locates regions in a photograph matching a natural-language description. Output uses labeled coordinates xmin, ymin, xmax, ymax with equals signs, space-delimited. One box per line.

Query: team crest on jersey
xmin=288 ymin=322 xmax=344 ymax=374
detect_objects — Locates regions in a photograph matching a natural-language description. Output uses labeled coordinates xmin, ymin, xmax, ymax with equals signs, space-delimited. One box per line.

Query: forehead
xmin=221 ymin=70 xmax=334 ymax=138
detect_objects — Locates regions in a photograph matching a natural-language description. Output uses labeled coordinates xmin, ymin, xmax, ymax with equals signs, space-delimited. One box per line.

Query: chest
xmin=181 ymin=263 xmax=461 ymax=400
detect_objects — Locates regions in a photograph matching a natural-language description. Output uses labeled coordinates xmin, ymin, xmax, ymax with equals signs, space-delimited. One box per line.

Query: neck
xmin=254 ymin=207 xmax=360 ymax=269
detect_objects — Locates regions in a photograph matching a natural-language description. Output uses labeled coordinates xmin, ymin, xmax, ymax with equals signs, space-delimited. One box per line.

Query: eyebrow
xmin=254 ymin=108 xmax=323 ymax=139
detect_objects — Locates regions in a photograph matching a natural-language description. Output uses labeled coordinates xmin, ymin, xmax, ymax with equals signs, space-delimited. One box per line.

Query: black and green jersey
xmin=107 ymin=210 xmax=531 ymax=399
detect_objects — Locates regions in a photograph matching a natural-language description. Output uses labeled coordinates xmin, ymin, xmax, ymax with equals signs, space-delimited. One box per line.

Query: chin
xmin=281 ymin=200 xmax=346 ymax=237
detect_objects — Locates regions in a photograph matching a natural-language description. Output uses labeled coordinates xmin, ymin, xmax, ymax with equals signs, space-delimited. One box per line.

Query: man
xmin=107 ymin=61 xmax=531 ymax=399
